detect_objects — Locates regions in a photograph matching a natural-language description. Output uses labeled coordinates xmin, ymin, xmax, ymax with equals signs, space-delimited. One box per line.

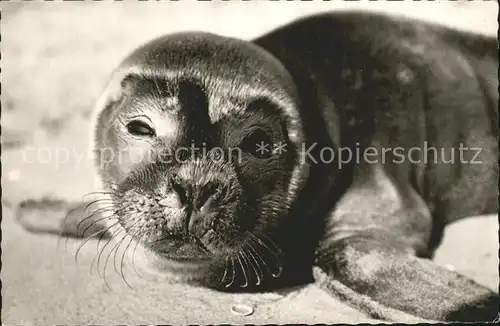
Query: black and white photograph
xmin=1 ymin=0 xmax=498 ymax=324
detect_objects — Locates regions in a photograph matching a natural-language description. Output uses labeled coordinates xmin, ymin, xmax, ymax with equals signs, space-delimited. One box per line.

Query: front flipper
xmin=314 ymin=234 xmax=498 ymax=322
xmin=313 ymin=266 xmax=436 ymax=323
xmin=313 ymin=163 xmax=498 ymax=322
xmin=15 ymin=196 xmax=111 ymax=239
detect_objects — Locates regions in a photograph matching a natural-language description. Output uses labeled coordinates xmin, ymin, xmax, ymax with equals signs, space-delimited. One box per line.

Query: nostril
xmin=196 ymin=181 xmax=218 ymax=211
xmin=170 ymin=178 xmax=188 ymax=206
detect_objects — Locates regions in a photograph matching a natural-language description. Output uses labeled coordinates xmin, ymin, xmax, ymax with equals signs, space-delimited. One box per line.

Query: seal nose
xmin=188 ymin=181 xmax=220 ymax=237
xmin=195 ymin=181 xmax=218 ymax=212
xmin=170 ymin=179 xmax=189 ymax=207
xmin=170 ymin=178 xmax=220 ymax=212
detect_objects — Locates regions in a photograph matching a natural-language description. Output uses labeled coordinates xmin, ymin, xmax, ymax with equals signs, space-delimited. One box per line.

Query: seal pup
xmin=16 ymin=10 xmax=499 ymax=322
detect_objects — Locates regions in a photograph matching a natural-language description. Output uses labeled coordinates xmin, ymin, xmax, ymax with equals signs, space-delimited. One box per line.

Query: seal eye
xmin=240 ymin=128 xmax=273 ymax=159
xmin=126 ymin=119 xmax=156 ymax=137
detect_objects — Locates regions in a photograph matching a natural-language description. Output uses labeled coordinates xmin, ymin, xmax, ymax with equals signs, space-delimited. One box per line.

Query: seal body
xmin=253 ymin=11 xmax=499 ymax=253
xmin=19 ymin=10 xmax=498 ymax=322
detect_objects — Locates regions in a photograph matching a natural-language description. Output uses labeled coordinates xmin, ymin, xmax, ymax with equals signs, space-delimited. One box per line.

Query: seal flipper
xmin=313 ymin=161 xmax=499 ymax=322
xmin=15 ymin=197 xmax=111 ymax=239
xmin=312 ymin=266 xmax=436 ymax=323
xmin=314 ymin=236 xmax=499 ymax=322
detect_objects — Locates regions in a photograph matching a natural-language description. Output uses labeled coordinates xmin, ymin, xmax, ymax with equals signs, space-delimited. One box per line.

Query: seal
xmin=16 ymin=10 xmax=499 ymax=322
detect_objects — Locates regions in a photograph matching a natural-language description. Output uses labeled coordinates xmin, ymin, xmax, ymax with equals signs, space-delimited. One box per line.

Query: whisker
xmin=248 ymin=231 xmax=283 ymax=256
xmin=113 ymin=219 xmax=142 ymax=274
xmin=74 ymin=226 xmax=114 ymax=264
xmin=78 ymin=205 xmax=115 ymax=224
xmin=91 ymin=226 xmax=117 ymax=276
xmin=61 ymin=204 xmax=116 ymax=251
xmin=101 ymin=228 xmax=127 ymax=291
xmin=95 ymin=223 xmax=122 ymax=278
xmin=256 ymin=232 xmax=284 ymax=255
xmin=246 ymin=231 xmax=283 ymax=260
xmin=77 ymin=214 xmax=112 ymax=238
xmin=217 ymin=256 xmax=230 ymax=288
xmin=246 ymin=237 xmax=282 ymax=279
xmin=60 ymin=200 xmax=92 ymax=227
xmin=241 ymin=248 xmax=261 ymax=286
xmin=226 ymin=257 xmax=236 ymax=288
xmin=82 ymin=191 xmax=116 ymax=199
xmin=237 ymin=252 xmax=248 ymax=288
xmin=130 ymin=235 xmax=149 ymax=281
xmin=81 ymin=198 xmax=114 ymax=214
xmin=61 ymin=198 xmax=112 ymax=236
xmin=113 ymin=233 xmax=130 ymax=275
xmin=245 ymin=240 xmax=269 ymax=274
xmin=119 ymin=235 xmax=136 ymax=289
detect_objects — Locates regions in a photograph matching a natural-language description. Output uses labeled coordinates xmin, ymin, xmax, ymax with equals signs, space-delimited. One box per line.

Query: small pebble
xmin=230 ymin=303 xmax=254 ymax=316
xmin=445 ymin=264 xmax=456 ymax=272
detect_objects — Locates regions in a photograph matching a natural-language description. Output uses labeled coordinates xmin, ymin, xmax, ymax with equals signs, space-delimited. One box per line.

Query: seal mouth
xmin=148 ymin=234 xmax=214 ymax=262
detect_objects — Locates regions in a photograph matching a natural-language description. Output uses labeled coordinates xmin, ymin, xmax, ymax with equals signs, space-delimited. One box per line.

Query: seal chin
xmin=144 ymin=227 xmax=236 ymax=265
xmin=142 ymin=231 xmax=206 ymax=259
xmin=155 ymin=244 xmax=213 ymax=263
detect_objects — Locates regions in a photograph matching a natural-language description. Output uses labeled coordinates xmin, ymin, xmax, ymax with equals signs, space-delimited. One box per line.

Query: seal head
xmin=91 ymin=32 xmax=309 ymax=288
